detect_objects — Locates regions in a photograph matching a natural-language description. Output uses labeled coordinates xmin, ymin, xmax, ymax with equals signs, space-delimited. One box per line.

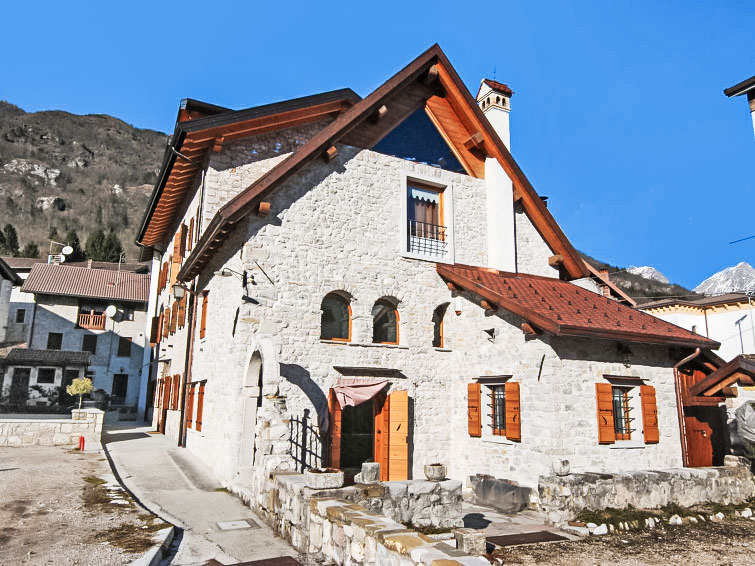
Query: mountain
xmin=694 ymin=262 xmax=755 ymax=295
xmin=0 ymin=101 xmax=166 ymax=259
xmin=626 ymin=266 xmax=669 ymax=284
xmin=581 ymin=253 xmax=699 ymax=304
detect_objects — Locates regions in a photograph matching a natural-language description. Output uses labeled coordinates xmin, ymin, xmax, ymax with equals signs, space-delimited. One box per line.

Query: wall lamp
xmin=172 ymin=282 xmax=200 ymax=300
xmin=215 ymin=267 xmax=253 ymax=286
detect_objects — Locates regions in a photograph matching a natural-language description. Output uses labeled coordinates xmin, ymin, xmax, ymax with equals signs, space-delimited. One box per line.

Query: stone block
xmin=453 ymin=528 xmax=486 ymax=555
xmin=359 ymin=462 xmax=381 ymax=484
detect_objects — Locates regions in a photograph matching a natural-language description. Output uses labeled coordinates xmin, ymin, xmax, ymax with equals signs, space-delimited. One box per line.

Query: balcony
xmin=407 ymin=220 xmax=447 ymax=257
xmin=78 ymin=312 xmax=106 ymax=330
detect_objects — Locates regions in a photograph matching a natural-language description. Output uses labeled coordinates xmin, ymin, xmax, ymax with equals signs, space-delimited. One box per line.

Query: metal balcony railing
xmin=407 ymin=220 xmax=447 ymax=257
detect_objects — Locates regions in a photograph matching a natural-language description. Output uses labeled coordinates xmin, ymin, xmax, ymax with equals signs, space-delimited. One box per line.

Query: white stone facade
xmin=148 ymin=123 xmax=687 ymax=492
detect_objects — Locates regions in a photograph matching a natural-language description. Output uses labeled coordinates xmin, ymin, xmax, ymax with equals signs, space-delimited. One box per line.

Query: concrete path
xmin=462 ymin=499 xmax=579 ymax=540
xmin=103 ymin=423 xmax=297 ymax=566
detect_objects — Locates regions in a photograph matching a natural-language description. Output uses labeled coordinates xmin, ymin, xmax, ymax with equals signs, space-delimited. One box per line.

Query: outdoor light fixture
xmin=172 ymin=282 xmax=199 ymax=299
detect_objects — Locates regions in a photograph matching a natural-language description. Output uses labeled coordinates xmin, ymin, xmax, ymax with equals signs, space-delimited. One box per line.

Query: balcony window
xmin=402 ymin=176 xmax=454 ymax=263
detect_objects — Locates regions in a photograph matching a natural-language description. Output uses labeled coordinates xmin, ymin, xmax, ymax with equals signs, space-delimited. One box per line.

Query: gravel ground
xmin=0 ymin=445 xmax=169 ymax=565
xmin=495 ymin=519 xmax=755 ymax=565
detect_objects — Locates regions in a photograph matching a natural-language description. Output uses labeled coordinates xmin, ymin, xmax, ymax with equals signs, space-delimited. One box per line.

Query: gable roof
xmin=640 ymin=292 xmax=750 ymax=311
xmin=687 ymin=354 xmax=755 ymax=398
xmin=0 ymin=257 xmax=22 ymax=285
xmin=138 ymin=89 xmax=361 ymax=248
xmin=724 ymin=76 xmax=755 ymax=97
xmin=437 ymin=263 xmax=718 ymax=349
xmin=21 ymin=264 xmax=150 ymax=303
xmin=582 ymin=260 xmax=636 ymax=306
xmin=177 ymin=44 xmax=587 ymax=282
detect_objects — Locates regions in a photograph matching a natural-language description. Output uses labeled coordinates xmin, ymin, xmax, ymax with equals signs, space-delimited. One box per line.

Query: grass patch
xmin=82 ymin=485 xmax=110 ymax=506
xmin=93 ymin=523 xmax=165 ymax=554
xmin=576 ymin=506 xmax=655 ymax=526
xmin=214 ymin=487 xmax=229 ymax=493
xmin=82 ymin=475 xmax=106 ymax=485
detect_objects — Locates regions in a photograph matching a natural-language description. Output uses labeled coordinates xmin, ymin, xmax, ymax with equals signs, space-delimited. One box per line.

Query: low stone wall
xmin=249 ymin=472 xmax=486 ymax=566
xmin=539 ymin=459 xmax=755 ymax=525
xmin=469 ymin=474 xmax=536 ymax=513
xmin=0 ymin=409 xmax=104 ymax=447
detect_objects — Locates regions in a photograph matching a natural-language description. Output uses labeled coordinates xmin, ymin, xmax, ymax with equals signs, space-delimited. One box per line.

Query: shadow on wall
xmin=279 ymin=363 xmax=329 ymax=430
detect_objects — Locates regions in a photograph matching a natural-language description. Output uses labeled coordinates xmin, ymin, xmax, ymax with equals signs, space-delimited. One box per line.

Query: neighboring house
xmin=4 ymin=262 xmax=150 ymax=411
xmin=640 ymin=293 xmax=755 ymax=361
xmin=724 ymin=75 xmax=755 ymax=136
xmin=0 ymin=257 xmax=22 ymax=345
xmin=137 ymin=45 xmax=725 ymax=495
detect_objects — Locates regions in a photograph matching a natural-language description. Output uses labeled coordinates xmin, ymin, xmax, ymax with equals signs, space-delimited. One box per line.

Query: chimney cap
xmin=480 ymin=78 xmax=513 ymax=97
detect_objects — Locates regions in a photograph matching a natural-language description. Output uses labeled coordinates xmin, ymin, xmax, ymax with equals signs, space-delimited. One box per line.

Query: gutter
xmin=673 ymin=348 xmax=702 ymax=467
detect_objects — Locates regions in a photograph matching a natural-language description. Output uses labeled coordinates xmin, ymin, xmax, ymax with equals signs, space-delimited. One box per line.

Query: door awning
xmin=333 ymin=377 xmax=388 ymax=409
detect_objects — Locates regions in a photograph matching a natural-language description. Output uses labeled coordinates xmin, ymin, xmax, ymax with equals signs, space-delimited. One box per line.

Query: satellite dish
xmin=61 ymin=246 xmax=73 ymax=256
xmin=105 ymin=305 xmax=117 ymax=318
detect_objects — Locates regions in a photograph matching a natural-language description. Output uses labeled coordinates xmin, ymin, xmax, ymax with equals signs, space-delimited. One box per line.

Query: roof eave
xmin=724 ymin=75 xmax=755 ymax=97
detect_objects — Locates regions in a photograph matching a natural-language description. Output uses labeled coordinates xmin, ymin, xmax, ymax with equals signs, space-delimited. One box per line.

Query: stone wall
xmin=538 ymin=458 xmax=755 ymax=525
xmin=248 ymin=472 xmax=487 ymax=566
xmin=0 ymin=409 xmax=104 ymax=447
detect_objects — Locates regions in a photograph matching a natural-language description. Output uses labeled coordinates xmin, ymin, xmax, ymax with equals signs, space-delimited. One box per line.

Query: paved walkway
xmin=462 ymin=500 xmax=575 ymax=538
xmin=103 ymin=423 xmax=297 ymax=566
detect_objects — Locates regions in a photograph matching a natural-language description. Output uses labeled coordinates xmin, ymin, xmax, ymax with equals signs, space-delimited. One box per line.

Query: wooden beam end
xmin=257 ymin=201 xmax=271 ymax=217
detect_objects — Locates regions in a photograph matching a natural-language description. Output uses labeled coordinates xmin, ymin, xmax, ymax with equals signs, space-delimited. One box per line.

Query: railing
xmin=407 ymin=220 xmax=447 ymax=256
xmin=77 ymin=312 xmax=106 ymax=330
xmin=289 ymin=408 xmax=324 ymax=472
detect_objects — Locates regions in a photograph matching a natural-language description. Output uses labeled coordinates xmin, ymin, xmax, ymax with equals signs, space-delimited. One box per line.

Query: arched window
xmin=432 ymin=303 xmax=448 ymax=348
xmin=321 ymin=293 xmax=351 ymax=341
xmin=372 ymin=298 xmax=399 ymax=344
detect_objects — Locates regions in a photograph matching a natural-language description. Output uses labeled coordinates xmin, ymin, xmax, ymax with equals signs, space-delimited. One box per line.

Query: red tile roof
xmin=21 ymin=264 xmax=150 ymax=303
xmin=438 ymin=263 xmax=719 ymax=348
xmin=482 ymin=79 xmax=514 ymax=97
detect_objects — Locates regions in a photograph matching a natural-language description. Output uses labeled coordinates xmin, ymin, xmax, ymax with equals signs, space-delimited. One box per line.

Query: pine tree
xmin=85 ymin=229 xmax=106 ymax=261
xmin=21 ymin=242 xmax=40 ymax=258
xmin=63 ymin=230 xmax=85 ymax=261
xmin=102 ymin=230 xmax=124 ymax=263
xmin=1 ymin=224 xmax=20 ymax=256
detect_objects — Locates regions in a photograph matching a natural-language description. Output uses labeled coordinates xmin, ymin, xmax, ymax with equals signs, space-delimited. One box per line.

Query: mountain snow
xmin=627 ymin=266 xmax=670 ymax=284
xmin=694 ymin=262 xmax=755 ymax=295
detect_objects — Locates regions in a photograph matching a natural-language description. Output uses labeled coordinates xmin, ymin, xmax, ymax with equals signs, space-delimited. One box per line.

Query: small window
xmin=372 ymin=298 xmax=398 ymax=344
xmin=407 ymin=182 xmax=446 ymax=256
xmin=81 ymin=334 xmax=98 ymax=354
xmin=320 ymin=293 xmax=351 ymax=341
xmin=432 ymin=303 xmax=448 ymax=348
xmin=37 ymin=368 xmax=56 ymax=384
xmin=47 ymin=333 xmax=63 ymax=350
xmin=612 ymin=387 xmax=634 ymax=441
xmin=112 ymin=373 xmax=128 ymax=403
xmin=490 ymin=385 xmax=506 ymax=435
xmin=15 ymin=309 xmax=25 ymax=323
xmin=117 ymin=337 xmax=132 ymax=358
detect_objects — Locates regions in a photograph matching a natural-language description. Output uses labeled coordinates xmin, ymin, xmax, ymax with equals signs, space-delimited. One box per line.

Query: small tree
xmin=0 ymin=224 xmax=19 ymax=256
xmin=63 ymin=229 xmax=85 ymax=261
xmin=22 ymin=242 xmax=40 ymax=258
xmin=66 ymin=377 xmax=94 ymax=409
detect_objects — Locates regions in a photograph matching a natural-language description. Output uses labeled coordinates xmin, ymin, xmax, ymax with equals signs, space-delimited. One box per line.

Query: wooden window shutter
xmin=170 ymin=303 xmax=178 ymax=334
xmin=195 ymin=382 xmax=205 ymax=431
xmin=373 ymin=393 xmax=389 ymax=481
xmin=188 ymin=218 xmax=194 ymax=251
xmin=467 ymin=383 xmax=482 ymax=437
xmin=172 ymin=232 xmax=181 ymax=257
xmin=179 ymin=224 xmax=187 ymax=257
xmin=162 ymin=307 xmax=170 ymax=338
xmin=640 ymin=385 xmax=660 ymax=444
xmin=186 ymin=383 xmax=195 ymax=428
xmin=171 ymin=374 xmax=180 ymax=409
xmin=149 ymin=316 xmax=160 ymax=345
xmin=199 ymin=292 xmax=208 ymax=339
xmin=162 ymin=375 xmax=172 ymax=409
xmin=596 ymin=383 xmax=616 ymax=444
xmin=387 ymin=390 xmax=409 ymax=481
xmin=177 ymin=297 xmax=186 ymax=329
xmin=504 ymin=381 xmax=521 ymax=441
xmin=328 ymin=389 xmax=342 ymax=469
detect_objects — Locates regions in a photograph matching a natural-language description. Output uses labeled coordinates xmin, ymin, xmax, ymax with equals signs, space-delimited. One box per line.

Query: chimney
xmin=476 ymin=79 xmax=513 ymax=149
xmin=87 ymin=258 xmax=93 ymax=269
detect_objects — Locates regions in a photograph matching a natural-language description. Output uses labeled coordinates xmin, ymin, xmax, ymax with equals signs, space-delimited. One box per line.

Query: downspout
xmin=177 ymin=284 xmax=198 ymax=448
xmin=673 ymin=347 xmax=701 ymax=467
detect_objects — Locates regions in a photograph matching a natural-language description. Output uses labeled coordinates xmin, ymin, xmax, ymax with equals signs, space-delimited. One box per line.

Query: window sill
xmin=319 ymin=339 xmax=350 ymax=345
xmin=433 ymin=347 xmax=452 ymax=352
xmin=482 ymin=436 xmax=515 ymax=445
xmin=347 ymin=342 xmax=409 ymax=350
xmin=609 ymin=441 xmax=647 ymax=449
xmin=401 ymin=251 xmax=454 ymax=264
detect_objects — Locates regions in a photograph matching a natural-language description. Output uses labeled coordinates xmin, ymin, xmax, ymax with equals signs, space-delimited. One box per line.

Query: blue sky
xmin=1 ymin=1 xmax=752 ymax=289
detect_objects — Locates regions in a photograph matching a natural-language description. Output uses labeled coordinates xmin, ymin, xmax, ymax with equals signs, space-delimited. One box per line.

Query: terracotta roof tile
xmin=482 ymin=79 xmax=514 ymax=96
xmin=1 ymin=348 xmax=90 ymax=366
xmin=438 ymin=263 xmax=718 ymax=348
xmin=21 ymin=264 xmax=149 ymax=303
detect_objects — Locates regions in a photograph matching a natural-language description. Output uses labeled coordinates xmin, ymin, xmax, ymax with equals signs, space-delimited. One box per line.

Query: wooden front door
xmin=684 ymin=406 xmax=725 ymax=467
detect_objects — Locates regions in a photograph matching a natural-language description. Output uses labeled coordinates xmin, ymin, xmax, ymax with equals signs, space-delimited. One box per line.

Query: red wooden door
xmin=685 ymin=415 xmax=713 ymax=467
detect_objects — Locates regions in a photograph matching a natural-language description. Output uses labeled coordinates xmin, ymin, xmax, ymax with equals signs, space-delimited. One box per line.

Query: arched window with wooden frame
xmin=320 ymin=292 xmax=352 ymax=341
xmin=372 ymin=298 xmax=399 ymax=345
xmin=432 ymin=303 xmax=449 ymax=348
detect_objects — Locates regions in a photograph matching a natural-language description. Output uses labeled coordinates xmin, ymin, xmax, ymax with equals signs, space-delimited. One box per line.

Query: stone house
xmin=1 ymin=261 xmax=150 ymax=411
xmin=138 ymin=45 xmax=726 ymax=495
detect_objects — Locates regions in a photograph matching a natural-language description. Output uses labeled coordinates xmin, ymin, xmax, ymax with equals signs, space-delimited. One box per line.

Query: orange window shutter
xmin=163 ymin=307 xmax=170 ymax=337
xmin=196 ymin=382 xmax=205 ymax=431
xmin=200 ymin=293 xmax=208 ymax=339
xmin=373 ymin=393 xmax=389 ymax=481
xmin=178 ymin=297 xmax=186 ymax=329
xmin=188 ymin=218 xmax=194 ymax=251
xmin=596 ymin=383 xmax=616 ymax=444
xmin=467 ymin=383 xmax=482 ymax=437
xmin=179 ymin=224 xmax=187 ymax=257
xmin=504 ymin=382 xmax=521 ymax=441
xmin=170 ymin=304 xmax=178 ymax=334
xmin=171 ymin=374 xmax=180 ymax=409
xmin=173 ymin=233 xmax=181 ymax=257
xmin=387 ymin=390 xmax=409 ymax=481
xmin=163 ymin=375 xmax=172 ymax=409
xmin=149 ymin=316 xmax=159 ymax=345
xmin=329 ymin=389 xmax=342 ymax=469
xmin=186 ymin=383 xmax=194 ymax=428
xmin=640 ymin=385 xmax=660 ymax=444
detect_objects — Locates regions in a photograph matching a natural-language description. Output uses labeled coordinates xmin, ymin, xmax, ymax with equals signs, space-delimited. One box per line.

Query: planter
xmin=304 ymin=468 xmax=344 ymax=489
xmin=424 ymin=463 xmax=447 ymax=481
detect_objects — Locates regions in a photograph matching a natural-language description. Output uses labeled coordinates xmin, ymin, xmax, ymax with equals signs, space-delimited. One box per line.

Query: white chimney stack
xmin=477 ymin=79 xmax=516 ymax=272
xmin=476 ymin=79 xmax=512 ymax=149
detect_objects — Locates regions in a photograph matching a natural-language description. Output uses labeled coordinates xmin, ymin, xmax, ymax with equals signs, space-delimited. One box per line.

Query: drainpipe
xmin=673 ymin=347 xmax=701 ymax=467
xmin=177 ymin=284 xmax=198 ymax=448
